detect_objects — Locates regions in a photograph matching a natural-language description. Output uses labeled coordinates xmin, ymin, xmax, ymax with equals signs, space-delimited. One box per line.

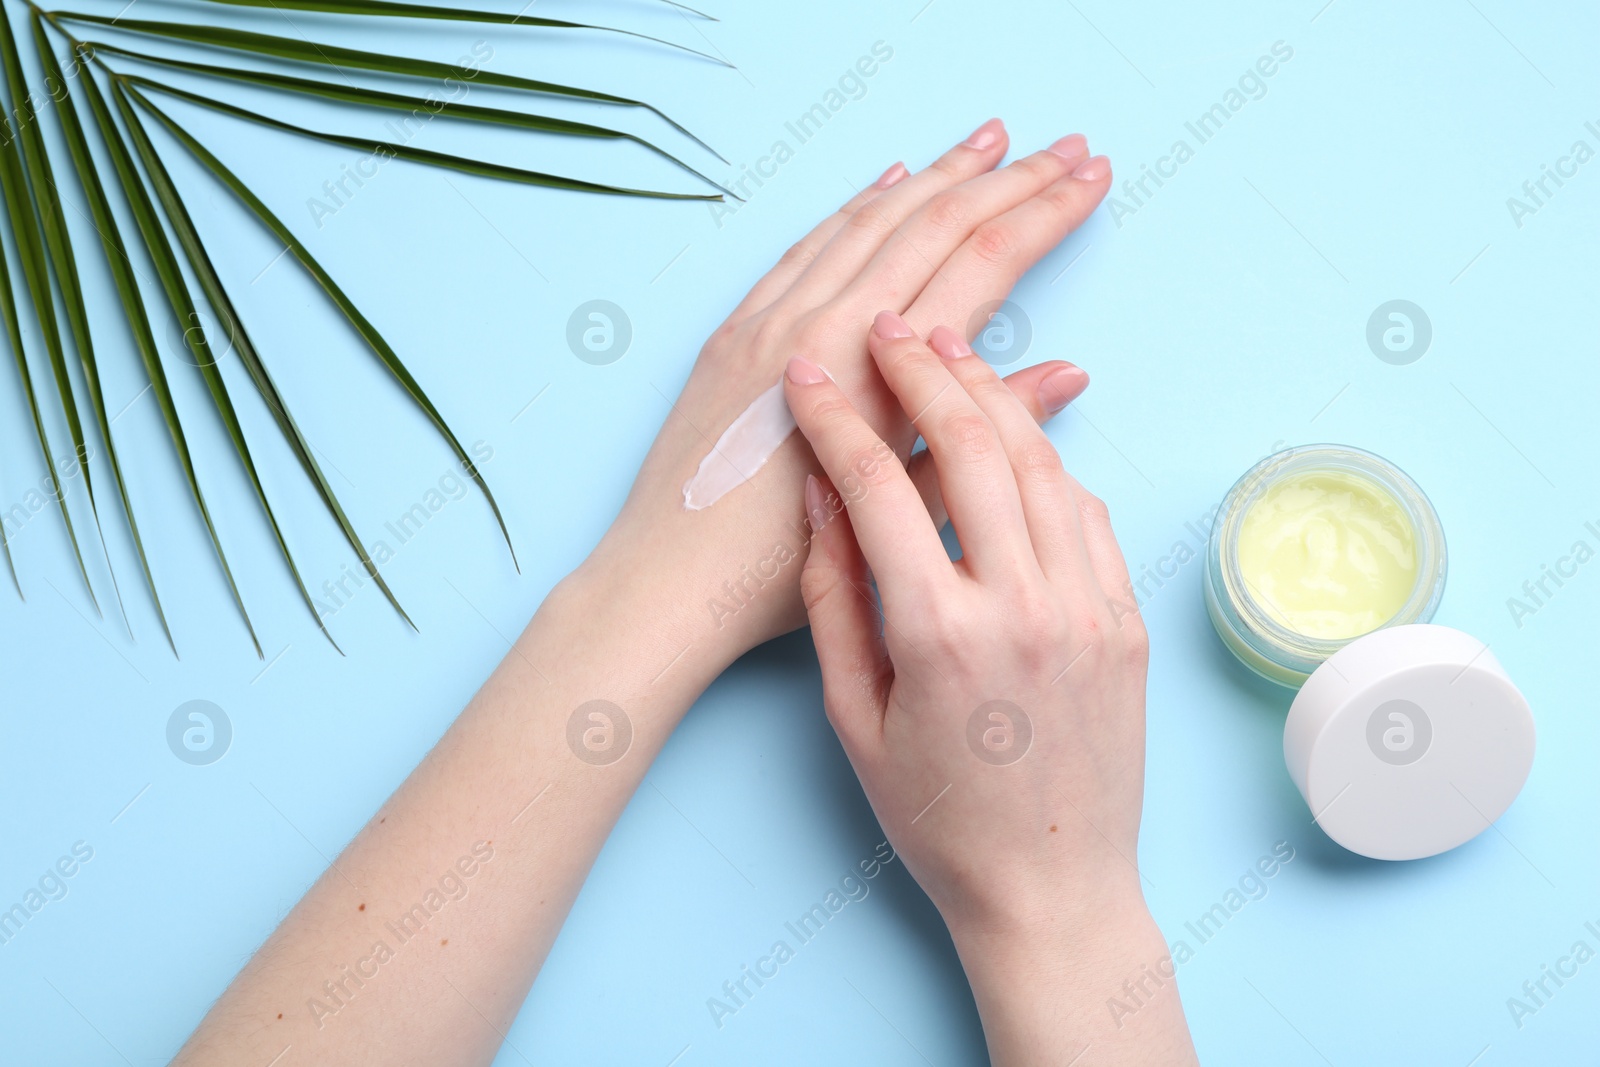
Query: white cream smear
xmin=682 ymin=377 xmax=796 ymax=511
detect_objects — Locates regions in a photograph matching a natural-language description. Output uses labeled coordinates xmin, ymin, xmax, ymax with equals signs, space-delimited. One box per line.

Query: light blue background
xmin=1 ymin=0 xmax=1595 ymax=1063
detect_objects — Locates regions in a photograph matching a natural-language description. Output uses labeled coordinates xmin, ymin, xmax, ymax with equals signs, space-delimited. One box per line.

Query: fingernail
xmin=1046 ymin=133 xmax=1088 ymax=160
xmin=964 ymin=118 xmax=1004 ymax=150
xmin=786 ymin=356 xmax=828 ymax=385
xmin=927 ymin=325 xmax=973 ymax=360
xmin=1039 ymin=365 xmax=1090 ymax=413
xmin=805 ymin=473 xmax=830 ymax=531
xmin=1072 ymin=155 xmax=1111 ymax=181
xmin=872 ymin=310 xmax=914 ymax=339
xmin=873 ymin=161 xmax=909 ymax=189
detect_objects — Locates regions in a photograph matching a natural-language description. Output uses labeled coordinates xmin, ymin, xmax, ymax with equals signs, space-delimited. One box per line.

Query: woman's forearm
xmin=173 ymin=556 xmax=736 ymax=1066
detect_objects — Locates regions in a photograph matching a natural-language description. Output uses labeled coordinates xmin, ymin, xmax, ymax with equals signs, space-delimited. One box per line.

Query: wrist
xmin=944 ymin=868 xmax=1155 ymax=971
xmin=542 ymin=553 xmax=737 ymax=697
xmin=945 ymin=875 xmax=1192 ymax=1066
xmin=581 ymin=483 xmax=816 ymax=665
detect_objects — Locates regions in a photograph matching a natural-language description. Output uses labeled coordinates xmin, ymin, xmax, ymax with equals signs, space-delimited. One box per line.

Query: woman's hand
xmin=589 ymin=120 xmax=1111 ymax=670
xmin=785 ymin=314 xmax=1198 ymax=1065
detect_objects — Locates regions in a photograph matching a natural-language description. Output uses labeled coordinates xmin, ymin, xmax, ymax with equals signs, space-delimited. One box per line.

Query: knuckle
xmin=844 ymin=205 xmax=894 ymax=241
xmin=1042 ymin=180 xmax=1087 ymax=211
xmin=1078 ymin=491 xmax=1111 ymax=526
xmin=968 ymin=375 xmax=1012 ymax=404
xmin=1122 ymin=622 xmax=1151 ymax=667
xmin=747 ymin=315 xmax=787 ymax=353
xmin=703 ymin=318 xmax=740 ymax=352
xmin=922 ymin=191 xmax=971 ymax=236
xmin=807 ymin=393 xmax=857 ymax=425
xmin=778 ymin=238 xmax=819 ymax=272
xmin=798 ymin=562 xmax=839 ymax=615
xmin=937 ymin=411 xmax=995 ymax=463
xmin=926 ymin=154 xmax=963 ymax=181
xmin=826 ymin=435 xmax=897 ymax=490
xmin=970 ymin=221 xmax=1019 ymax=266
xmin=836 ymin=190 xmax=870 ymax=216
xmin=1011 ymin=438 xmax=1065 ymax=481
xmin=911 ymin=606 xmax=968 ymax=655
xmin=880 ymin=334 xmax=929 ymax=375
xmin=1013 ymin=592 xmax=1065 ymax=645
xmin=793 ymin=314 xmax=840 ymax=352
xmin=1016 ymin=151 xmax=1063 ymax=180
xmin=1070 ymin=608 xmax=1106 ymax=651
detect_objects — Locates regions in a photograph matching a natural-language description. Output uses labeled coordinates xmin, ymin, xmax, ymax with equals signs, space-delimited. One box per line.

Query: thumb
xmin=798 ymin=473 xmax=890 ymax=748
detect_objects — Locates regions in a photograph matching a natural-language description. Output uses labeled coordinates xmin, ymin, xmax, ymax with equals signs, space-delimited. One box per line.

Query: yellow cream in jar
xmin=1235 ymin=470 xmax=1418 ymax=640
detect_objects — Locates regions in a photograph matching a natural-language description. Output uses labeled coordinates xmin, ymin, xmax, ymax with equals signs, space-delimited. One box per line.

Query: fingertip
xmin=1045 ymin=133 xmax=1089 ymax=161
xmin=927 ymin=324 xmax=974 ymax=360
xmin=1039 ymin=364 xmax=1090 ymax=414
xmin=964 ymin=117 xmax=1006 ymax=151
xmin=1070 ymin=155 xmax=1111 ymax=182
xmin=785 ymin=355 xmax=828 ymax=385
xmin=872 ymin=310 xmax=915 ymax=340
xmin=873 ymin=161 xmax=909 ymax=189
xmin=805 ymin=472 xmax=829 ymax=531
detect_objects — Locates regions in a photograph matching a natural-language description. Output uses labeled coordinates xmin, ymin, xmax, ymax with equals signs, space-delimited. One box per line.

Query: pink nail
xmin=964 ymin=118 xmax=1004 ymax=150
xmin=1046 ymin=134 xmax=1088 ymax=160
xmin=1071 ymin=155 xmax=1111 ymax=181
xmin=1039 ymin=365 xmax=1090 ymax=413
xmin=786 ymin=356 xmax=828 ymax=385
xmin=873 ymin=161 xmax=909 ymax=189
xmin=872 ymin=310 xmax=914 ymax=339
xmin=928 ymin=325 xmax=973 ymax=360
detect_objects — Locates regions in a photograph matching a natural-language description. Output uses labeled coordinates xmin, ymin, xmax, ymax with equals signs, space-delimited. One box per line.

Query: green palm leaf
xmin=51 ymin=11 xmax=727 ymax=161
xmin=72 ymin=52 xmax=333 ymax=655
xmin=1 ymin=3 xmax=181 ymax=644
xmin=124 ymin=74 xmax=718 ymax=200
xmin=130 ymin=86 xmax=518 ymax=572
xmin=5 ymin=4 xmax=721 ymax=653
xmin=184 ymin=0 xmax=731 ymax=67
xmin=0 ymin=16 xmax=100 ymax=612
xmin=115 ymin=79 xmax=415 ymax=641
xmin=34 ymin=20 xmax=261 ymax=656
xmin=80 ymin=40 xmax=733 ymax=197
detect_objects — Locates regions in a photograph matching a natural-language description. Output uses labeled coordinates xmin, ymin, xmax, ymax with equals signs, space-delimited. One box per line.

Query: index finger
xmin=783 ymin=355 xmax=956 ymax=609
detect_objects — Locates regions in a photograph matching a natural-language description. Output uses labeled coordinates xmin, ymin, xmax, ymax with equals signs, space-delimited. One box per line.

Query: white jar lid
xmin=1284 ymin=624 xmax=1535 ymax=861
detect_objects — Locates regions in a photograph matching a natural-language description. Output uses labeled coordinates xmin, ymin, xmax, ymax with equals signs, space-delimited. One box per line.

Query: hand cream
xmin=1235 ymin=469 xmax=1418 ymax=641
xmin=682 ymin=378 xmax=796 ymax=511
xmin=1205 ymin=445 xmax=1446 ymax=687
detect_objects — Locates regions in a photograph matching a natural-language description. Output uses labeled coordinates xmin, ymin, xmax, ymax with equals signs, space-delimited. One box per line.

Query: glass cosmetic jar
xmin=1204 ymin=445 xmax=1447 ymax=687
